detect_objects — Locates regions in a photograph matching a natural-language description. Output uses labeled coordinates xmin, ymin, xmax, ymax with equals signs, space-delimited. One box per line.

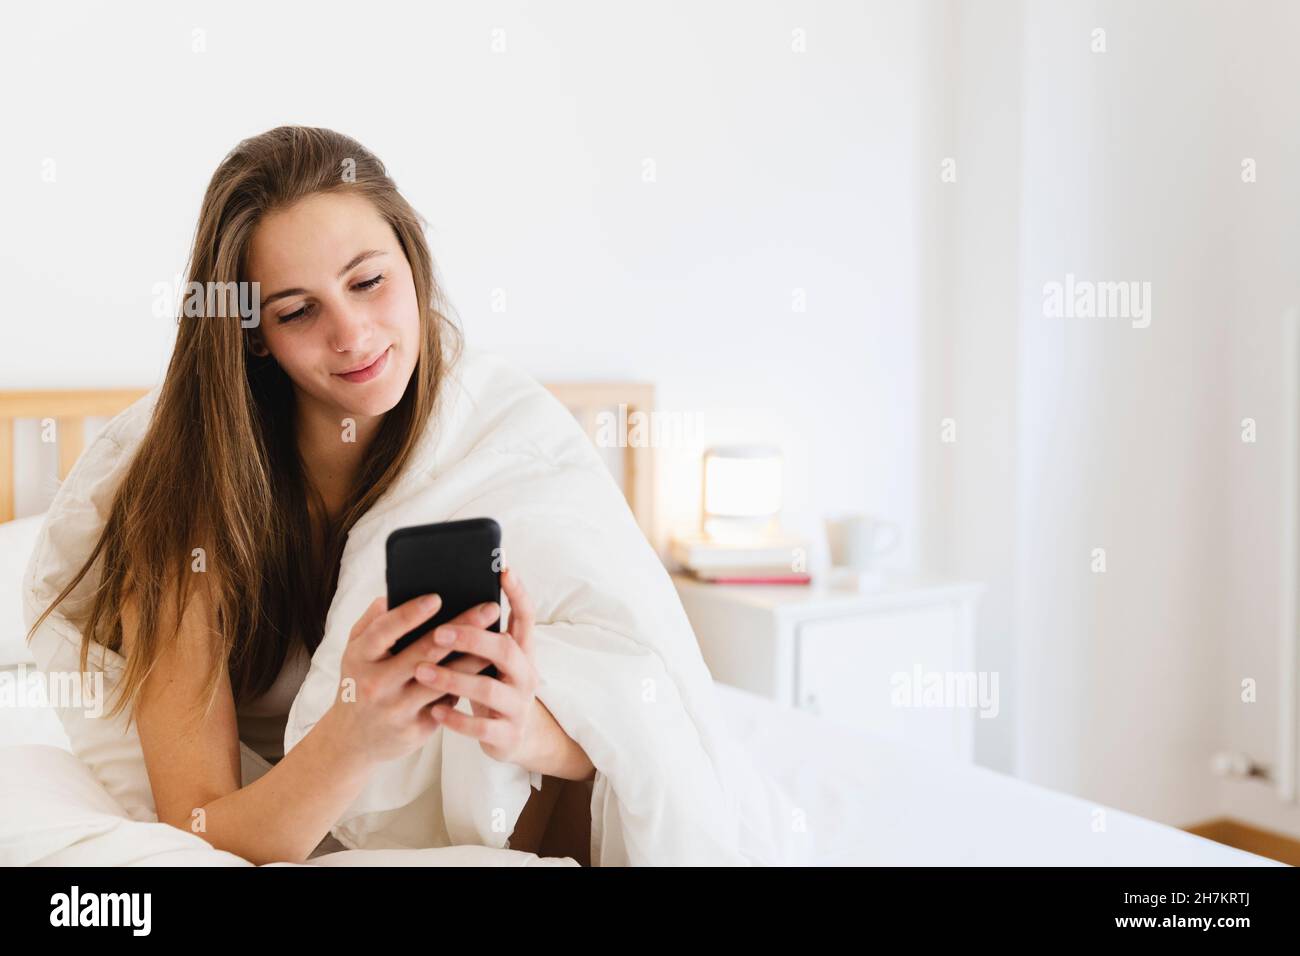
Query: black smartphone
xmin=385 ymin=518 xmax=502 ymax=689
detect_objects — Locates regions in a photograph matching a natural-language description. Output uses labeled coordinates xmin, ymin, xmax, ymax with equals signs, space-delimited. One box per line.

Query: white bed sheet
xmin=0 ymin=669 xmax=1278 ymax=866
xmin=0 ymin=741 xmax=575 ymax=867
xmin=712 ymin=682 xmax=1278 ymax=866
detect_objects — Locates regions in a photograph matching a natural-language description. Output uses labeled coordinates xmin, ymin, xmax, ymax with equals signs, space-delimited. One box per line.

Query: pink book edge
xmin=694 ymin=574 xmax=812 ymax=585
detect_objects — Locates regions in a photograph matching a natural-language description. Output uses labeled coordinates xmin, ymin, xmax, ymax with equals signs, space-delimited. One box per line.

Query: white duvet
xmin=16 ymin=346 xmax=799 ymax=867
xmin=0 ymin=743 xmax=570 ymax=867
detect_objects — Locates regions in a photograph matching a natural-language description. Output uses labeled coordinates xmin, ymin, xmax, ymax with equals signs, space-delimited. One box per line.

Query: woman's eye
xmin=275 ymin=275 xmax=381 ymax=323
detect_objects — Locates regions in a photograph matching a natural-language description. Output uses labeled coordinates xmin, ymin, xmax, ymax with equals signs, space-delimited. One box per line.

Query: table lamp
xmin=701 ymin=444 xmax=783 ymax=544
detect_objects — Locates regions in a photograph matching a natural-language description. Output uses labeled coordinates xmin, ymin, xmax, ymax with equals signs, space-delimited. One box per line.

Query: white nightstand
xmin=673 ymin=572 xmax=985 ymax=763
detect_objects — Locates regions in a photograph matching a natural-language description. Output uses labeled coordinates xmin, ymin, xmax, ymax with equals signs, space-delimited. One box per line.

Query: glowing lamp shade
xmin=701 ymin=445 xmax=783 ymax=542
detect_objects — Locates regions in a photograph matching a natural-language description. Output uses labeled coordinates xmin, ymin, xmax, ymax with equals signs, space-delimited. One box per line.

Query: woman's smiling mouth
xmin=333 ymin=345 xmax=391 ymax=384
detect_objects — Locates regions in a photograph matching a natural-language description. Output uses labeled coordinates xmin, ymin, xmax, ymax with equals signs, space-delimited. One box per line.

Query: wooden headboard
xmin=0 ymin=382 xmax=655 ymax=538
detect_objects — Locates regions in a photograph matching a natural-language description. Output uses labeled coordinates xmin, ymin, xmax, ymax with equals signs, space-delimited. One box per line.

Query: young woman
xmin=26 ymin=126 xmax=594 ymax=864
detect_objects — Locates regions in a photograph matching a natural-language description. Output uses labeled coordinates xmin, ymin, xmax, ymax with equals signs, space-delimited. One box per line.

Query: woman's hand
xmin=412 ymin=566 xmax=550 ymax=769
xmin=329 ymin=593 xmax=500 ymax=766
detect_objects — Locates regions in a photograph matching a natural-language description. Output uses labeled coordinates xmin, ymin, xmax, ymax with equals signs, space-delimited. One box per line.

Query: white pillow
xmin=23 ymin=390 xmax=163 ymax=822
xmin=0 ymin=514 xmax=46 ymax=667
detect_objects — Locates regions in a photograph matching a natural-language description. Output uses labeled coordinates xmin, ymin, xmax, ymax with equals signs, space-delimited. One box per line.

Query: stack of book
xmin=670 ymin=533 xmax=812 ymax=585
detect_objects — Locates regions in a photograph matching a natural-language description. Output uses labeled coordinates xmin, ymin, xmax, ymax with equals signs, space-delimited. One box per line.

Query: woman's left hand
xmin=413 ymin=565 xmax=544 ymax=769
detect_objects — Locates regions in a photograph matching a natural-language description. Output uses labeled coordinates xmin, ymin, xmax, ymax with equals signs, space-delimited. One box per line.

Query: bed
xmin=0 ymin=385 xmax=1278 ymax=867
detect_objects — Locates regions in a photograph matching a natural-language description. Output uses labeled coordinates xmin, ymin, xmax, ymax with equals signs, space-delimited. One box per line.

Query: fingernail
xmin=422 ymin=593 xmax=441 ymax=609
xmin=415 ymin=663 xmax=434 ymax=682
xmin=481 ymin=601 xmax=499 ymax=616
xmin=434 ymin=626 xmax=456 ymax=645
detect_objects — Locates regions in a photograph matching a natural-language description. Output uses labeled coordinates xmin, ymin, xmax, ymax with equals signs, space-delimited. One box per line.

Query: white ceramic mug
xmin=825 ymin=513 xmax=900 ymax=571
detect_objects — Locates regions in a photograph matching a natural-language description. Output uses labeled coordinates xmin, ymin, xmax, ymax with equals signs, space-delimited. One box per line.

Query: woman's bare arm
xmin=122 ymin=580 xmax=375 ymax=865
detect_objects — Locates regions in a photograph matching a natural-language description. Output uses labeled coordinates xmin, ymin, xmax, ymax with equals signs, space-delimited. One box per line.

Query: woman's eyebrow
xmin=261 ymin=249 xmax=389 ymax=306
xmin=337 ymin=248 xmax=387 ymax=277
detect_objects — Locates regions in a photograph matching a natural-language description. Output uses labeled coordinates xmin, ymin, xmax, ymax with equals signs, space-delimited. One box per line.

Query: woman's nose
xmin=326 ymin=305 xmax=373 ymax=354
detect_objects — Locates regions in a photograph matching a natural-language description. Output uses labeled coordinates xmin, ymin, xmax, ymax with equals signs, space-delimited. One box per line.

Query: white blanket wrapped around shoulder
xmin=285 ymin=348 xmax=798 ymax=864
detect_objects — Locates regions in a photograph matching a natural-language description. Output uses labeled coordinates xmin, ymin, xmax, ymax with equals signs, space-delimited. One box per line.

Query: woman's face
xmin=246 ymin=191 xmax=420 ymax=422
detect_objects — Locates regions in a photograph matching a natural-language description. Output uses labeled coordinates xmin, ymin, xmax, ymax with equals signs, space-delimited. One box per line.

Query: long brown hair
xmin=26 ymin=125 xmax=462 ymax=722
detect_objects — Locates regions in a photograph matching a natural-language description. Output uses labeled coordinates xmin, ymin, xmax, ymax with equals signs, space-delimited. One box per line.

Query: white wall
xmin=921 ymin=0 xmax=1023 ymax=774
xmin=0 ymin=0 xmax=948 ymax=573
xmin=934 ymin=0 xmax=1300 ymax=833
xmin=1218 ymin=3 xmax=1300 ymax=838
xmin=1013 ymin=0 xmax=1234 ymax=826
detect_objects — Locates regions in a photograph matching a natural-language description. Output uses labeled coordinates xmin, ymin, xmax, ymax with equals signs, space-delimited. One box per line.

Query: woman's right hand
xmin=329 ymin=593 xmax=502 ymax=765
